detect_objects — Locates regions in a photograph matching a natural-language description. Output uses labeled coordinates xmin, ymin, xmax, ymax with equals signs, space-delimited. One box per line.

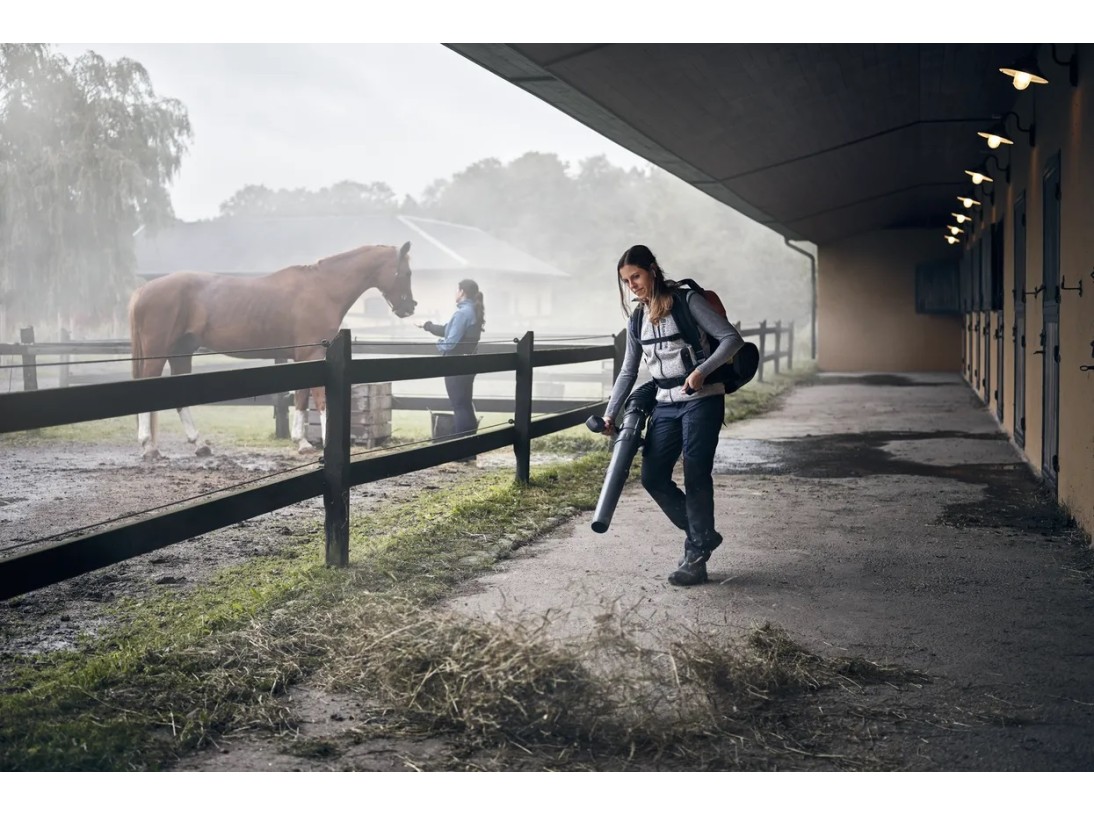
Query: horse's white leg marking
xmin=138 ymin=412 xmax=152 ymax=447
xmin=178 ymin=407 xmax=199 ymax=444
xmin=178 ymin=406 xmax=212 ymax=456
xmin=292 ymin=407 xmax=314 ymax=452
xmin=320 ymin=408 xmax=327 ymax=447
xmin=138 ymin=411 xmax=162 ymax=460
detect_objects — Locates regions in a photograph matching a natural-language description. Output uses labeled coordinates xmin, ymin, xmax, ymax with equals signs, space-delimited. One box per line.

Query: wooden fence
xmin=0 ymin=320 xmax=795 ymax=600
xmin=2 ymin=319 xmax=796 ymax=396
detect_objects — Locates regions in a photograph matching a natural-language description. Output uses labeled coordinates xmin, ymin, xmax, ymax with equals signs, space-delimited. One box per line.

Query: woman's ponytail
xmin=459 ymin=278 xmax=485 ymax=330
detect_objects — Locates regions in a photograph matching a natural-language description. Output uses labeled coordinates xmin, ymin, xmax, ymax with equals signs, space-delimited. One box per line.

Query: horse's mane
xmin=315 ymin=243 xmax=392 ymax=268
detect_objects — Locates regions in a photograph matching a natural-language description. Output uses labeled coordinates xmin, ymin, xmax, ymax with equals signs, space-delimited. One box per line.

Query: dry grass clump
xmin=315 ymin=599 xmax=928 ymax=770
xmin=675 ymin=622 xmax=926 ymax=707
xmin=322 ymin=598 xmax=612 ymax=745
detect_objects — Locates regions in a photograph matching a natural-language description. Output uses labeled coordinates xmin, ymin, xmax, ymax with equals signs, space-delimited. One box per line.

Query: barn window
xmin=915 ymin=258 xmax=960 ymax=315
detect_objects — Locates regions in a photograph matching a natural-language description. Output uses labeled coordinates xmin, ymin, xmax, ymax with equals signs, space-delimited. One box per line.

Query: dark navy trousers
xmin=445 ymin=373 xmax=478 ymax=437
xmin=640 ymin=394 xmax=725 ymax=548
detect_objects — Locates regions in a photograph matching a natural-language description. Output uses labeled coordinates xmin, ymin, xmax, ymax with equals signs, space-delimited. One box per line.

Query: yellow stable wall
xmin=957 ymin=44 xmax=1094 ymax=541
xmin=818 ymin=230 xmax=961 ymax=372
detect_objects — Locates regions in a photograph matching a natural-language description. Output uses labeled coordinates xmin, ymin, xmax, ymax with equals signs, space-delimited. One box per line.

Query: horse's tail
xmin=128 ymin=286 xmax=157 ymax=443
xmin=128 ymin=287 xmax=143 ymax=381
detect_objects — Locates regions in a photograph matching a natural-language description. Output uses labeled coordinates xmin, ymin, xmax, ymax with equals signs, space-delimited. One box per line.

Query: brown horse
xmin=128 ymin=241 xmax=416 ymax=459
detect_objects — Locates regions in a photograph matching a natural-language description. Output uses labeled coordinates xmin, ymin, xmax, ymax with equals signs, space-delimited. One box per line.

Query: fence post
xmin=59 ymin=328 xmax=71 ymax=387
xmin=19 ymin=327 xmax=37 ymax=392
xmin=514 ymin=331 xmax=533 ymax=484
xmin=774 ymin=320 xmax=782 ymax=376
xmin=757 ymin=320 xmax=767 ymax=383
xmin=787 ymin=321 xmax=795 ymax=370
xmin=274 ymin=358 xmax=290 ymax=438
xmin=323 ymin=329 xmax=352 ymax=567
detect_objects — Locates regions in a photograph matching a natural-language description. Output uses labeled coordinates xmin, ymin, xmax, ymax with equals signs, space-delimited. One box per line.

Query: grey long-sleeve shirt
xmin=604 ymin=291 xmax=745 ymax=421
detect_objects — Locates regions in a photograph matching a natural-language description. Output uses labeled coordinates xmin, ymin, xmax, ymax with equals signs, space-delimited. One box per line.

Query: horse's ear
xmin=398 ymin=241 xmax=411 ymax=260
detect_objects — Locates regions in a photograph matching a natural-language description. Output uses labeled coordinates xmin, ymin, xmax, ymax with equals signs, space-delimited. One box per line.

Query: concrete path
xmin=444 ymin=372 xmax=1094 ymax=770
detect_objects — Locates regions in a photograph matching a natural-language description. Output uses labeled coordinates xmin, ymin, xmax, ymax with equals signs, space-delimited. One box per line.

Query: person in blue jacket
xmin=420 ymin=278 xmax=486 ymax=444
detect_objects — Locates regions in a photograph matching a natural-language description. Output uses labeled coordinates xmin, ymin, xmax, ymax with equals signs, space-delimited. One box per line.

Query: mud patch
xmin=0 ymin=439 xmax=530 ymax=657
xmin=716 ymin=429 xmax=1009 ymax=478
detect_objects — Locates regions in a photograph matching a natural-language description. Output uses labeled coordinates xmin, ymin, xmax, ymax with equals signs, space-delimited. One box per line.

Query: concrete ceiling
xmin=446 ymin=44 xmax=1035 ymax=246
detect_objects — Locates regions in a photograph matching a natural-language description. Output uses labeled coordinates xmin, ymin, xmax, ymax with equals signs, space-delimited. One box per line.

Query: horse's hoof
xmin=194 ymin=444 xmax=212 ymax=457
xmin=142 ymin=447 xmax=163 ymax=461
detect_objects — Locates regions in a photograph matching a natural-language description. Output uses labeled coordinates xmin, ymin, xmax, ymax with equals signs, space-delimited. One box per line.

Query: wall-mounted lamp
xmin=984 ymin=152 xmax=1011 ymax=184
xmin=951 ymin=212 xmax=974 ymax=224
xmin=965 ymin=168 xmax=994 ymax=185
xmin=947 ymin=225 xmax=964 ymax=236
xmin=1051 ymin=44 xmax=1079 ymax=87
xmin=1001 ymin=46 xmax=1079 ymax=89
xmin=957 ymin=195 xmax=982 ymax=209
xmin=1000 ymin=51 xmax=1049 ymax=90
xmin=977 ymin=122 xmax=1013 ymax=149
xmin=945 ymin=234 xmax=960 ymax=245
xmin=977 ymin=110 xmax=1036 ymax=148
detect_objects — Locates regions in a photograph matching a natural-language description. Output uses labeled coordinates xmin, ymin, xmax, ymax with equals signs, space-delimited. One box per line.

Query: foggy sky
xmin=49 ymin=43 xmax=648 ymax=223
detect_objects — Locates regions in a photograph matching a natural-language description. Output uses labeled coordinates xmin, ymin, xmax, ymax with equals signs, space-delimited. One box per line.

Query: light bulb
xmin=951 ymin=212 xmax=970 ymax=224
xmin=948 ymin=225 xmax=963 ymax=235
xmin=945 ymin=235 xmax=958 ymax=244
xmin=987 ymin=134 xmax=1003 ymax=149
xmin=1012 ymin=71 xmax=1033 ymax=91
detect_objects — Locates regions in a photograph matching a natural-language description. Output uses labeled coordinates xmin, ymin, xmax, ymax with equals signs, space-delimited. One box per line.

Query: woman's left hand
xmin=683 ymin=370 xmax=706 ymax=394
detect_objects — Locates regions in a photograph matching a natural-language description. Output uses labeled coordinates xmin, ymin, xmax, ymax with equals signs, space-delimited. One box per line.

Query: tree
xmin=0 ymin=44 xmax=191 ymax=336
xmin=417 ymin=150 xmax=811 ymax=335
xmin=218 ymin=180 xmax=398 ymax=218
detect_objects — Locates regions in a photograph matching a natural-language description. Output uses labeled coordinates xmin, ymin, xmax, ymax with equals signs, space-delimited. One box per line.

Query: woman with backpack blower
xmin=599 ymin=244 xmax=745 ymax=586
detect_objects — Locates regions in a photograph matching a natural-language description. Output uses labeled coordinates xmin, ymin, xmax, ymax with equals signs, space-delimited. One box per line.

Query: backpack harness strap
xmin=628 ymin=289 xmax=707 ymax=389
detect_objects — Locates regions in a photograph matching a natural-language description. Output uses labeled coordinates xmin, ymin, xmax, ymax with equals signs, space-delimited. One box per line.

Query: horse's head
xmin=381 ymin=241 xmax=417 ymax=318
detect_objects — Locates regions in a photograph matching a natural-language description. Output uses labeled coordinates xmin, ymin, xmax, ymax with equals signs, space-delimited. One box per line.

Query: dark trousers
xmin=445 ymin=373 xmax=478 ymax=437
xmin=640 ymin=394 xmax=724 ymax=548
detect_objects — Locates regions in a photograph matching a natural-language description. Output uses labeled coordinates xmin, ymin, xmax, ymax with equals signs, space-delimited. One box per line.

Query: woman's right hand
xmin=601 ymin=417 xmax=616 ymax=436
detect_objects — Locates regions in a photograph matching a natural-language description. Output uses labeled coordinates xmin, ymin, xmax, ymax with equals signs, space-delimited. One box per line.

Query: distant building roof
xmin=134 ymin=214 xmax=568 ymax=279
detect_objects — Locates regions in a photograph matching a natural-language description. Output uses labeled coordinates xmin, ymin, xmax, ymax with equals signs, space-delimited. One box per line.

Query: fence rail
xmin=0 ymin=320 xmax=794 ymax=600
xmin=1 ymin=321 xmax=796 ymax=390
